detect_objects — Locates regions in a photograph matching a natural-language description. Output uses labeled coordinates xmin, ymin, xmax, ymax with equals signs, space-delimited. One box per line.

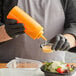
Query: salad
xmin=43 ymin=61 xmax=75 ymax=74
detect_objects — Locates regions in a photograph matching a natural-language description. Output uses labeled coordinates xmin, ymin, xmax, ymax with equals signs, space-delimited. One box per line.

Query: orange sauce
xmin=42 ymin=45 xmax=53 ymax=53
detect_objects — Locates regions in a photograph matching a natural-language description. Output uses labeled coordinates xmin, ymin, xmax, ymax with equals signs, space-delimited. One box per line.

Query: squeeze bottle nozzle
xmin=7 ymin=6 xmax=47 ymax=40
xmin=41 ymin=35 xmax=47 ymax=41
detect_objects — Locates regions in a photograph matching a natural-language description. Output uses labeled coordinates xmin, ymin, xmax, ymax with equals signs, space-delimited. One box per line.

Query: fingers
xmin=51 ymin=35 xmax=60 ymax=50
xmin=6 ymin=23 xmax=25 ymax=33
xmin=15 ymin=31 xmax=25 ymax=35
xmin=5 ymin=22 xmax=25 ymax=38
xmin=6 ymin=28 xmax=25 ymax=38
xmin=55 ymin=35 xmax=65 ymax=50
xmin=51 ymin=34 xmax=70 ymax=51
xmin=6 ymin=23 xmax=24 ymax=29
xmin=62 ymin=40 xmax=70 ymax=51
xmin=5 ymin=19 xmax=17 ymax=24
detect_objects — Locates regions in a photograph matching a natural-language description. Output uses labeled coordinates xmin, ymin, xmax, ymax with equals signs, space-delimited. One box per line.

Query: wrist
xmin=63 ymin=34 xmax=76 ymax=48
xmin=0 ymin=25 xmax=12 ymax=42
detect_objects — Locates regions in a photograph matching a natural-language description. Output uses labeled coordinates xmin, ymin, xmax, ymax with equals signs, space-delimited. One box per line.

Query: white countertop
xmin=0 ymin=68 xmax=76 ymax=76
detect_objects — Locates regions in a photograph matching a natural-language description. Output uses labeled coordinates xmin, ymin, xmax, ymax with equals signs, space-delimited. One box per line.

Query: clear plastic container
xmin=0 ymin=58 xmax=44 ymax=76
xmin=7 ymin=57 xmax=43 ymax=71
xmin=40 ymin=43 xmax=54 ymax=53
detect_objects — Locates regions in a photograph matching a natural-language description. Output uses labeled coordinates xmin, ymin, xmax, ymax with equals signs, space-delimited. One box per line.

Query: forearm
xmin=63 ymin=0 xmax=76 ymax=48
xmin=63 ymin=34 xmax=76 ymax=48
xmin=0 ymin=25 xmax=12 ymax=42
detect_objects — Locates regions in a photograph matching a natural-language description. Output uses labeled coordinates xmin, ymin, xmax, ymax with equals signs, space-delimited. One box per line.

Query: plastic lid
xmin=7 ymin=58 xmax=43 ymax=70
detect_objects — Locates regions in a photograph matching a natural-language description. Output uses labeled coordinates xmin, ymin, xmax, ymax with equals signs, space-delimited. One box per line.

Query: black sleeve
xmin=63 ymin=0 xmax=76 ymax=39
xmin=2 ymin=0 xmax=18 ymax=23
xmin=0 ymin=0 xmax=4 ymax=26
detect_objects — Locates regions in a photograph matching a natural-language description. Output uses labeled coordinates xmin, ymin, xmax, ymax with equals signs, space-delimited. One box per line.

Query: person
xmin=0 ymin=0 xmax=76 ymax=63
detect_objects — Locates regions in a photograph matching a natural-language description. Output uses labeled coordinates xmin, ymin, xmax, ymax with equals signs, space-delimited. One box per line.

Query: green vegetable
xmin=69 ymin=68 xmax=74 ymax=71
xmin=44 ymin=62 xmax=53 ymax=71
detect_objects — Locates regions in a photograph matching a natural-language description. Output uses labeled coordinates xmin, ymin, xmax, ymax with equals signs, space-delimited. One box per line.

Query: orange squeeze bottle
xmin=7 ymin=6 xmax=47 ymax=40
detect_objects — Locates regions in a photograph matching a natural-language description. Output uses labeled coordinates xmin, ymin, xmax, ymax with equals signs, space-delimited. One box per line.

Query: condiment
xmin=7 ymin=6 xmax=46 ymax=40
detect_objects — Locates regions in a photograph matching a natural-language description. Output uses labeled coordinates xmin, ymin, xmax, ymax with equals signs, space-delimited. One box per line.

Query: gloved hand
xmin=5 ymin=19 xmax=25 ymax=38
xmin=49 ymin=34 xmax=70 ymax=51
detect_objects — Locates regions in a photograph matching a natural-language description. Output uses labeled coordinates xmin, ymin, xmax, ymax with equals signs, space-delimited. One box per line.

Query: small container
xmin=40 ymin=43 xmax=54 ymax=53
xmin=7 ymin=6 xmax=46 ymax=40
xmin=41 ymin=65 xmax=76 ymax=76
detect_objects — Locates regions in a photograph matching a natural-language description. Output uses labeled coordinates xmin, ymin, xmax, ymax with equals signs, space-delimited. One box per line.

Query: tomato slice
xmin=56 ymin=68 xmax=64 ymax=73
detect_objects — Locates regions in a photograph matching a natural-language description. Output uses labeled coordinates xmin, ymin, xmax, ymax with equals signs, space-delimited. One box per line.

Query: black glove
xmin=49 ymin=34 xmax=70 ymax=51
xmin=5 ymin=19 xmax=25 ymax=38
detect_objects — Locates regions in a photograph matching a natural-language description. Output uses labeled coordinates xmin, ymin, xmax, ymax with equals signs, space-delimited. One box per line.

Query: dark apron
xmin=0 ymin=0 xmax=65 ymax=62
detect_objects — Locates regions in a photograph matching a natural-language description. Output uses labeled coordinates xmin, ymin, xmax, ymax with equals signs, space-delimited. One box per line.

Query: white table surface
xmin=0 ymin=68 xmax=76 ymax=76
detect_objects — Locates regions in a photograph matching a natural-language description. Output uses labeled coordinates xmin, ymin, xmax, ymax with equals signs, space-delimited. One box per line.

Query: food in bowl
xmin=41 ymin=61 xmax=76 ymax=76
